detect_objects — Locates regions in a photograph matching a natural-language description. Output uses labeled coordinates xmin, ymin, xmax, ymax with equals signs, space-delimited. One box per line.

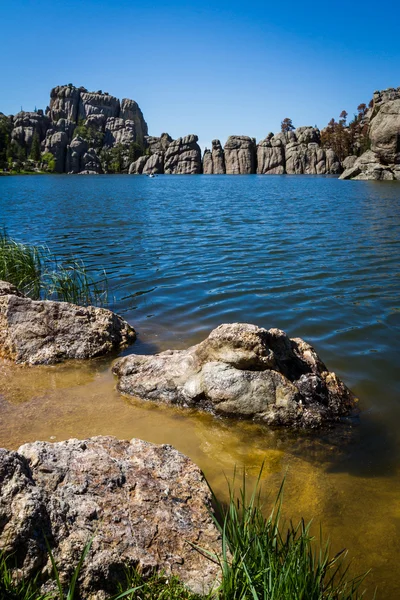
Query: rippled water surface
xmin=1 ymin=174 xmax=400 ymax=597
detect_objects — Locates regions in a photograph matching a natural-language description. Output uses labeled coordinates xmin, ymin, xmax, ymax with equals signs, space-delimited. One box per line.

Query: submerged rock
xmin=0 ymin=282 xmax=135 ymax=364
xmin=113 ymin=323 xmax=356 ymax=428
xmin=0 ymin=436 xmax=221 ymax=598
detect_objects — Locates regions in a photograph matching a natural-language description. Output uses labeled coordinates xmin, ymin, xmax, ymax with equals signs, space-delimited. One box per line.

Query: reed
xmin=0 ymin=231 xmax=107 ymax=306
xmin=0 ymin=230 xmax=43 ymax=299
xmin=209 ymin=471 xmax=371 ymax=600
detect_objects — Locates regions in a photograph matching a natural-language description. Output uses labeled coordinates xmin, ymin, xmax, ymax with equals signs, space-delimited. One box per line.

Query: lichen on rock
xmin=113 ymin=323 xmax=357 ymax=428
xmin=0 ymin=436 xmax=221 ymax=598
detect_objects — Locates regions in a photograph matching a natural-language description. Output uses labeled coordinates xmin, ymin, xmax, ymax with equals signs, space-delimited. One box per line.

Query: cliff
xmin=1 ymin=84 xmax=149 ymax=174
xmin=1 ymin=83 xmax=399 ymax=178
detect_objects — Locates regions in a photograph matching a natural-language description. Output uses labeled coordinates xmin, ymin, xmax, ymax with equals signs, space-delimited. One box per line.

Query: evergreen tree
xmin=281 ymin=118 xmax=295 ymax=133
xmin=29 ymin=132 xmax=41 ymax=162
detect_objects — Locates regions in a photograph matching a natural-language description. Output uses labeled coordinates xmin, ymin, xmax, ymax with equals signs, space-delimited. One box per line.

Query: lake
xmin=1 ymin=174 xmax=400 ymax=597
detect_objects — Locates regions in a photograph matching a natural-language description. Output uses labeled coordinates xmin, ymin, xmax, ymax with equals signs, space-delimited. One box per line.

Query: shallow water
xmin=1 ymin=174 xmax=400 ymax=597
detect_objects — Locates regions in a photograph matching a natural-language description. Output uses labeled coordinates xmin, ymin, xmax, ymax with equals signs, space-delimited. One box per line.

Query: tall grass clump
xmin=210 ymin=472 xmax=371 ymax=600
xmin=0 ymin=230 xmax=107 ymax=306
xmin=0 ymin=230 xmax=43 ymax=299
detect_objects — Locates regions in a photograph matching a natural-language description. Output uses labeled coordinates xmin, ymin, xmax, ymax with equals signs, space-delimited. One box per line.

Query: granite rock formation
xmin=49 ymin=85 xmax=81 ymax=122
xmin=41 ymin=130 xmax=69 ymax=172
xmin=144 ymin=133 xmax=173 ymax=154
xmin=5 ymin=82 xmax=400 ymax=178
xmin=164 ymin=134 xmax=202 ymax=174
xmin=256 ymin=128 xmax=340 ymax=175
xmin=203 ymin=140 xmax=226 ymax=174
xmin=113 ymin=323 xmax=356 ymax=428
xmin=65 ymin=136 xmax=88 ymax=173
xmin=0 ymin=436 xmax=221 ymax=598
xmin=0 ymin=282 xmax=135 ymax=364
xmin=256 ymin=135 xmax=285 ymax=174
xmin=340 ymin=87 xmax=400 ymax=181
xmin=128 ymin=154 xmax=149 ymax=174
xmin=224 ymin=136 xmax=256 ymax=174
xmin=5 ymin=84 xmax=149 ymax=174
xmin=11 ymin=111 xmax=50 ymax=147
xmin=143 ymin=152 xmax=164 ymax=174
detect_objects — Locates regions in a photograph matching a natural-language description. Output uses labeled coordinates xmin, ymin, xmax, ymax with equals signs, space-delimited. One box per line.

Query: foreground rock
xmin=0 ymin=436 xmax=221 ymax=598
xmin=113 ymin=323 xmax=356 ymax=428
xmin=0 ymin=282 xmax=135 ymax=364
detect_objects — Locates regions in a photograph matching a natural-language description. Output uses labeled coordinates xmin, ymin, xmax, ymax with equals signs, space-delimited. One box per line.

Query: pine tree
xmin=281 ymin=118 xmax=295 ymax=133
xmin=29 ymin=132 xmax=41 ymax=162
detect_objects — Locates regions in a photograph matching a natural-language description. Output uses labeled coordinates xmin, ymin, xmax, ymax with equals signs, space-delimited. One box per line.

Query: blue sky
xmin=1 ymin=0 xmax=399 ymax=149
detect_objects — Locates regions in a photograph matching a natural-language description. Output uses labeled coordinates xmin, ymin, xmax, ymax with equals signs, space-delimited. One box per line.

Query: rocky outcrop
xmin=342 ymin=155 xmax=357 ymax=170
xmin=0 ymin=436 xmax=221 ymax=598
xmin=340 ymin=149 xmax=399 ymax=181
xmin=203 ymin=140 xmax=226 ymax=174
xmin=164 ymin=135 xmax=202 ymax=174
xmin=203 ymin=149 xmax=213 ymax=174
xmin=41 ymin=130 xmax=68 ymax=172
xmin=104 ymin=117 xmax=136 ymax=147
xmin=256 ymin=128 xmax=340 ymax=175
xmin=325 ymin=148 xmax=341 ymax=174
xmin=341 ymin=87 xmax=400 ymax=181
xmin=369 ymin=99 xmax=400 ymax=165
xmin=65 ymin=136 xmax=88 ymax=173
xmin=128 ymin=155 xmax=148 ymax=174
xmin=49 ymin=85 xmax=81 ymax=122
xmin=81 ymin=148 xmax=102 ymax=174
xmin=35 ymin=85 xmax=148 ymax=173
xmin=224 ymin=136 xmax=256 ymax=174
xmin=120 ymin=98 xmax=148 ymax=143
xmin=0 ymin=283 xmax=135 ymax=364
xmin=145 ymin=133 xmax=173 ymax=154
xmin=11 ymin=111 xmax=50 ymax=147
xmin=143 ymin=152 xmax=164 ymax=174
xmin=78 ymin=91 xmax=120 ymax=120
xmin=113 ymin=323 xmax=356 ymax=428
xmin=257 ymin=136 xmax=285 ymax=174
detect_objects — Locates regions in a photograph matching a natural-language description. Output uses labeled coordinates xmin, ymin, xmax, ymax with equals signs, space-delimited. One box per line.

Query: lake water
xmin=1 ymin=174 xmax=400 ymax=597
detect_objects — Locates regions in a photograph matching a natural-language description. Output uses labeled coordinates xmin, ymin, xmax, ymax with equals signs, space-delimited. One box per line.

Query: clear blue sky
xmin=1 ymin=0 xmax=399 ymax=149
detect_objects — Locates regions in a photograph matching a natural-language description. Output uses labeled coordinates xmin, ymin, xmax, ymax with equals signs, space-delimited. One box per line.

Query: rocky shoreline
xmin=1 ymin=83 xmax=399 ymax=180
xmin=0 ymin=280 xmax=356 ymax=428
xmin=0 ymin=281 xmax=361 ymax=596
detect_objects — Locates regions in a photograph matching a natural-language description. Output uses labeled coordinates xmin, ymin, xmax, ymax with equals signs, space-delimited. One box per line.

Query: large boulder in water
xmin=113 ymin=323 xmax=356 ymax=428
xmin=0 ymin=282 xmax=135 ymax=364
xmin=0 ymin=436 xmax=221 ymax=598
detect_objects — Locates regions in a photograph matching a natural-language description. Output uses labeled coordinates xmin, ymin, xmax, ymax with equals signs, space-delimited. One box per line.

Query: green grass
xmin=0 ymin=231 xmax=108 ymax=306
xmin=208 ymin=472 xmax=371 ymax=599
xmin=0 ymin=473 xmax=372 ymax=599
